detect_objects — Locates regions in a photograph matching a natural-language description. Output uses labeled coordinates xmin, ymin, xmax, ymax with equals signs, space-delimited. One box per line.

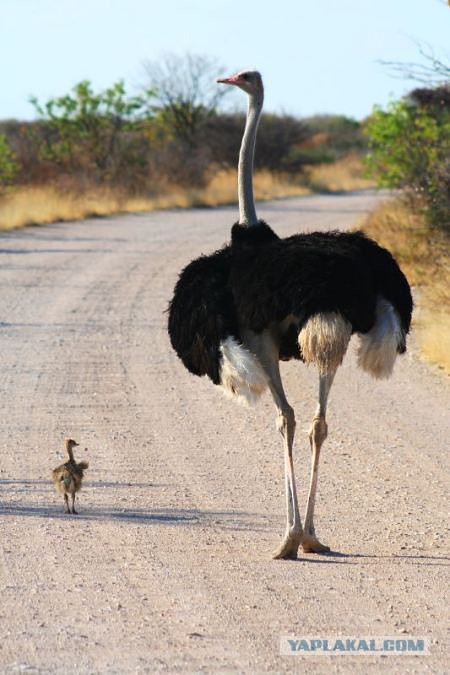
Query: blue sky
xmin=1 ymin=0 xmax=448 ymax=121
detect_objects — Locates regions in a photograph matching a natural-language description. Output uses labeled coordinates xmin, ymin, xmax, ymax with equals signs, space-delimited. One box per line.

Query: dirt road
xmin=0 ymin=192 xmax=448 ymax=673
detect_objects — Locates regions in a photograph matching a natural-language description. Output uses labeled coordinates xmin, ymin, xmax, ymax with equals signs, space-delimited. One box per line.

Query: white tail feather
xmin=357 ymin=298 xmax=404 ymax=379
xmin=219 ymin=337 xmax=268 ymax=405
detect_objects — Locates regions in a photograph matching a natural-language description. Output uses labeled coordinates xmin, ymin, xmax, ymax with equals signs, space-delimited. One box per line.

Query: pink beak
xmin=217 ymin=75 xmax=242 ymax=85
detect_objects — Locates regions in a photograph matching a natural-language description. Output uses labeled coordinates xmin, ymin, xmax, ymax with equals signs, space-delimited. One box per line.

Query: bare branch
xmin=142 ymin=52 xmax=229 ymax=114
xmin=379 ymin=40 xmax=450 ymax=85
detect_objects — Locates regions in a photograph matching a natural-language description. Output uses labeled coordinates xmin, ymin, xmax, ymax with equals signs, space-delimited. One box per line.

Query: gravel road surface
xmin=0 ymin=191 xmax=448 ymax=673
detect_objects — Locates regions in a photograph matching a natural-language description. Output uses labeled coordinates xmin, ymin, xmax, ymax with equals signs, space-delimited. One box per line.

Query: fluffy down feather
xmin=220 ymin=336 xmax=268 ymax=404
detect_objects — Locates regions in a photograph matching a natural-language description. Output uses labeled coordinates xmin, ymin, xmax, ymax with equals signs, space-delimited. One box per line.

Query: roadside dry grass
xmin=362 ymin=198 xmax=450 ymax=374
xmin=0 ymin=155 xmax=372 ymax=231
xmin=306 ymin=154 xmax=374 ymax=193
xmin=0 ymin=186 xmax=139 ymax=230
xmin=0 ymin=170 xmax=310 ymax=231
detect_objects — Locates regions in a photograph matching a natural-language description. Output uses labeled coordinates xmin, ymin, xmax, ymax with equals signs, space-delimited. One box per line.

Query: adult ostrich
xmin=168 ymin=70 xmax=412 ymax=560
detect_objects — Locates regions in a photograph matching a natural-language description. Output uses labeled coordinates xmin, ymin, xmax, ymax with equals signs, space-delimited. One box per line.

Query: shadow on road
xmin=1 ymin=497 xmax=449 ymax=566
xmin=0 ymin=503 xmax=198 ymax=524
xmin=0 ymin=478 xmax=159 ymax=490
xmin=0 ymin=248 xmax=114 ymax=255
xmin=328 ymin=550 xmax=450 ymax=566
xmin=1 ymin=499 xmax=447 ymax=566
xmin=0 ymin=502 xmax=275 ymax=532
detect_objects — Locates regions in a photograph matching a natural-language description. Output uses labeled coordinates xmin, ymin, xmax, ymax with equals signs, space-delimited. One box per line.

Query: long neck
xmin=66 ymin=445 xmax=74 ymax=461
xmin=238 ymin=90 xmax=263 ymax=226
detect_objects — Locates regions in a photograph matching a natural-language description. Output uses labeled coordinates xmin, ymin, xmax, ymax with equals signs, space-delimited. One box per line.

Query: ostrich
xmin=168 ymin=70 xmax=412 ymax=559
xmin=52 ymin=438 xmax=89 ymax=514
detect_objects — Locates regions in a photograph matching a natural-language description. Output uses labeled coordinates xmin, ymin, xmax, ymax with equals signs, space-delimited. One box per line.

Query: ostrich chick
xmin=52 ymin=438 xmax=89 ymax=514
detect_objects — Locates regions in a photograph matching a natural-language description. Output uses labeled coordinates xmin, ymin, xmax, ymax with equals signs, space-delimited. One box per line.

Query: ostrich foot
xmin=301 ymin=533 xmax=330 ymax=553
xmin=272 ymin=531 xmax=302 ymax=560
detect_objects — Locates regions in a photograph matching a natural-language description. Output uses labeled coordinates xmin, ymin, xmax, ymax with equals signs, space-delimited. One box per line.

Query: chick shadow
xmin=0 ymin=499 xmax=276 ymax=533
xmin=0 ymin=478 xmax=161 ymax=491
xmin=1 ymin=479 xmax=271 ymax=530
xmin=0 ymin=503 xmax=199 ymax=525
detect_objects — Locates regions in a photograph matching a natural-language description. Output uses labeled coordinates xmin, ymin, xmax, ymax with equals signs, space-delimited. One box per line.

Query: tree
xmin=365 ymin=85 xmax=450 ymax=230
xmin=142 ymin=53 xmax=230 ymax=146
xmin=379 ymin=42 xmax=450 ymax=85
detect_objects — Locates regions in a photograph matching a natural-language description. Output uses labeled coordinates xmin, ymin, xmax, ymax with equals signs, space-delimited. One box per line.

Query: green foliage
xmin=0 ymin=133 xmax=19 ymax=186
xmin=29 ymin=80 xmax=155 ymax=180
xmin=365 ymin=89 xmax=450 ymax=229
xmin=152 ymin=102 xmax=211 ymax=146
xmin=2 ymin=53 xmax=371 ymax=193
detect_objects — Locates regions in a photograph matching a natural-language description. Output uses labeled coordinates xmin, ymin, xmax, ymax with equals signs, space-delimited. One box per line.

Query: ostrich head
xmin=65 ymin=438 xmax=79 ymax=450
xmin=217 ymin=70 xmax=263 ymax=99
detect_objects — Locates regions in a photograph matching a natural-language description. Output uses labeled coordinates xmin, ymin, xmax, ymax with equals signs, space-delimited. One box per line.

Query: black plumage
xmin=168 ymin=68 xmax=415 ymax=560
xmin=168 ymin=245 xmax=239 ymax=384
xmin=168 ymin=220 xmax=412 ymax=384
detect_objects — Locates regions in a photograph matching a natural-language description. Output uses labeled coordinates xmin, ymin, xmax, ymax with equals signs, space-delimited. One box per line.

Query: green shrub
xmin=0 ymin=133 xmax=19 ymax=187
xmin=365 ymin=87 xmax=450 ymax=230
xmin=30 ymin=81 xmax=154 ymax=184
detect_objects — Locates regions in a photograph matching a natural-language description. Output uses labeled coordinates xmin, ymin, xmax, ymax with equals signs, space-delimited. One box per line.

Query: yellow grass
xmin=418 ymin=308 xmax=450 ymax=374
xmin=306 ymin=154 xmax=375 ymax=193
xmin=205 ymin=169 xmax=309 ymax=204
xmin=0 ymin=155 xmax=373 ymax=232
xmin=0 ymin=171 xmax=311 ymax=231
xmin=362 ymin=199 xmax=450 ymax=374
xmin=0 ymin=185 xmax=158 ymax=230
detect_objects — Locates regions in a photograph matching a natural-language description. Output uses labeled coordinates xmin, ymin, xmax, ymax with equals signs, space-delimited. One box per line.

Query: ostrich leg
xmin=243 ymin=329 xmax=303 ymax=559
xmin=71 ymin=493 xmax=78 ymax=515
xmin=301 ymin=371 xmax=335 ymax=553
xmin=271 ymin=382 xmax=302 ymax=560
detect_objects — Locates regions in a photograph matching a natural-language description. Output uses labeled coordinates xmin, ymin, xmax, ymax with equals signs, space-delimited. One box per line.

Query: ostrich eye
xmin=241 ymin=73 xmax=249 ymax=81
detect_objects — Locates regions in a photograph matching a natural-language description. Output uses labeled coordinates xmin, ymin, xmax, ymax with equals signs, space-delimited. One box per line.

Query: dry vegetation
xmin=0 ymin=169 xmax=321 ymax=231
xmin=0 ymin=148 xmax=370 ymax=231
xmin=306 ymin=154 xmax=374 ymax=193
xmin=0 ymin=70 xmax=370 ymax=231
xmin=362 ymin=198 xmax=450 ymax=374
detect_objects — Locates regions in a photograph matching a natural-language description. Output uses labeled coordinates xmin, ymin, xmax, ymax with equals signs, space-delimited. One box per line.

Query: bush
xmin=365 ymin=86 xmax=450 ymax=230
xmin=29 ymin=81 xmax=153 ymax=186
xmin=0 ymin=54 xmax=370 ymax=195
xmin=302 ymin=115 xmax=367 ymax=159
xmin=203 ymin=112 xmax=309 ymax=174
xmin=0 ymin=133 xmax=19 ymax=187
